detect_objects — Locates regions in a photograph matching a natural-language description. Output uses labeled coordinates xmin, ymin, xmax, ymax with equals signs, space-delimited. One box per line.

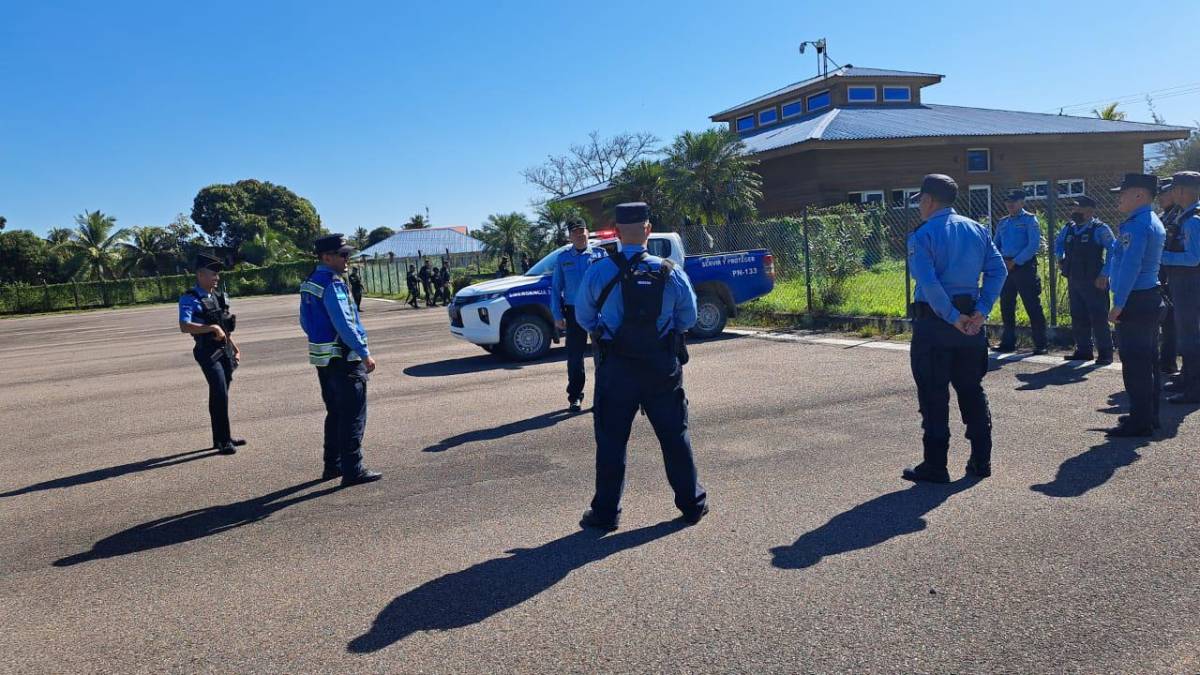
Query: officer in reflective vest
xmin=1160 ymin=171 xmax=1200 ymax=404
xmin=1156 ymin=180 xmax=1181 ymax=375
xmin=1106 ymin=174 xmax=1167 ymax=437
xmin=573 ymin=202 xmax=707 ymax=531
xmin=178 ymin=253 xmax=244 ymax=455
xmin=550 ymin=218 xmax=606 ymax=412
xmin=299 ymin=234 xmax=382 ymax=486
xmin=994 ymin=189 xmax=1048 ymax=354
xmin=905 ymin=174 xmax=1007 ymax=483
xmin=1053 ymin=195 xmax=1117 ymax=364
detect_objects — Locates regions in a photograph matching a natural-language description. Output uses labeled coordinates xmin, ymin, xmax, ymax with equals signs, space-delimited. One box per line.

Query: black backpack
xmin=595 ymin=252 xmax=674 ymax=359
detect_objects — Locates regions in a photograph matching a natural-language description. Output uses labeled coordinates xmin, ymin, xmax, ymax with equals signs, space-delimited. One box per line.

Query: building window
xmin=847 ymin=86 xmax=877 ymax=103
xmin=736 ymin=115 xmax=755 ymax=132
xmin=1022 ymin=181 xmax=1049 ymax=200
xmin=1057 ymin=179 xmax=1085 ymax=198
xmin=781 ymin=100 xmax=803 ymax=118
xmin=807 ymin=89 xmax=831 ymax=112
xmin=848 ymin=190 xmax=885 ymax=205
xmin=758 ymin=107 xmax=778 ymax=126
xmin=891 ymin=187 xmax=920 ymax=208
xmin=966 ymin=148 xmax=990 ymax=172
xmin=883 ymin=86 xmax=912 ymax=102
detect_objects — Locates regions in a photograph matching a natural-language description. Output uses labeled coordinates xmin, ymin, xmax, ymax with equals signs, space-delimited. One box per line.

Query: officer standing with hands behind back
xmin=551 ymin=218 xmax=606 ymax=413
xmin=904 ymin=175 xmax=1007 ymax=483
xmin=994 ymin=189 xmax=1048 ymax=355
xmin=1160 ymin=171 xmax=1200 ymax=404
xmin=574 ymin=202 xmax=707 ymax=531
xmin=1105 ymin=174 xmax=1167 ymax=437
xmin=179 ymin=253 xmax=245 ymax=455
xmin=1054 ymin=195 xmax=1117 ymax=365
xmin=299 ymin=234 xmax=382 ymax=486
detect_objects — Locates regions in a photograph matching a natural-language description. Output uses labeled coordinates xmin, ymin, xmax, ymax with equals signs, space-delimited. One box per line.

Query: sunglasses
xmin=337 ymin=252 xmax=351 ymax=259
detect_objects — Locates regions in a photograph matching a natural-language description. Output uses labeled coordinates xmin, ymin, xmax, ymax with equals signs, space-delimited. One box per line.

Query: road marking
xmin=726 ymin=328 xmax=1124 ymax=372
xmin=365 ymin=297 xmax=400 ymax=304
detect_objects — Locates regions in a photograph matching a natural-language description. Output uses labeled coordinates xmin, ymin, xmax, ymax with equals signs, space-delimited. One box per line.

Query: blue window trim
xmin=806 ymin=89 xmax=831 ymax=112
xmin=966 ymin=147 xmax=990 ymax=173
xmin=781 ymin=100 xmax=803 ymax=119
xmin=882 ymin=86 xmax=911 ymax=102
xmin=736 ymin=115 xmax=755 ymax=132
xmin=758 ymin=107 xmax=778 ymax=125
xmin=847 ymin=85 xmax=877 ymax=102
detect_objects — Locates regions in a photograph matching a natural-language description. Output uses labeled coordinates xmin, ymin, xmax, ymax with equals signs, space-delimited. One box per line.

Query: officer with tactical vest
xmin=1157 ymin=180 xmax=1181 ymax=376
xmin=299 ymin=234 xmax=382 ymax=486
xmin=994 ymin=189 xmax=1048 ymax=354
xmin=1106 ymin=173 xmax=1167 ymax=437
xmin=1053 ymin=195 xmax=1117 ymax=364
xmin=1160 ymin=171 xmax=1200 ymax=404
xmin=178 ymin=253 xmax=244 ymax=455
xmin=574 ymin=202 xmax=707 ymax=530
xmin=551 ymin=218 xmax=606 ymax=413
xmin=904 ymin=175 xmax=1007 ymax=483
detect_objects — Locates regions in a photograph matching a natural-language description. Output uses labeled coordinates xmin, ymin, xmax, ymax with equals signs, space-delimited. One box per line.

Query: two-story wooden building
xmin=565 ymin=65 xmax=1190 ymax=225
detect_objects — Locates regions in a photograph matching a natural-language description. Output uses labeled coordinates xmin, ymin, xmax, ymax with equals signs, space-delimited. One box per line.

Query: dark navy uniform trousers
xmin=590 ymin=350 xmax=706 ymax=519
xmin=1067 ymin=279 xmax=1113 ymax=357
xmin=562 ymin=306 xmax=589 ymax=401
xmin=194 ymin=346 xmax=234 ymax=447
xmin=1167 ymin=267 xmax=1200 ymax=396
xmin=316 ymin=357 xmax=368 ymax=474
xmin=999 ymin=261 xmax=1048 ymax=349
xmin=910 ymin=315 xmax=992 ymax=469
xmin=1160 ymin=272 xmax=1178 ymax=372
xmin=1117 ymin=288 xmax=1165 ymax=429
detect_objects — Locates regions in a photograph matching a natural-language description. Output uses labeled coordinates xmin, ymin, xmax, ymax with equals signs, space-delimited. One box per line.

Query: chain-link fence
xmin=357 ymin=251 xmax=491 ymax=297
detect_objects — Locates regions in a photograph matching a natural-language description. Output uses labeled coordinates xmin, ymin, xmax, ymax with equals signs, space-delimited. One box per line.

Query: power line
xmin=1048 ymin=81 xmax=1200 ymax=114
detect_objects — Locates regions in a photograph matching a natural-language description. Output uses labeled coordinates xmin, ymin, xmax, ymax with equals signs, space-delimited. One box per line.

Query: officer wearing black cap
xmin=903 ymin=174 xmax=1007 ymax=483
xmin=994 ymin=188 xmax=1048 ymax=354
xmin=573 ymin=202 xmax=707 ymax=530
xmin=1053 ymin=195 xmax=1117 ymax=364
xmin=298 ymin=234 xmax=382 ymax=485
xmin=1160 ymin=170 xmax=1200 ymax=403
xmin=550 ymin=217 xmax=606 ymax=412
xmin=1157 ymin=179 xmax=1180 ymax=376
xmin=178 ymin=253 xmax=244 ymax=455
xmin=1106 ymin=174 xmax=1167 ymax=437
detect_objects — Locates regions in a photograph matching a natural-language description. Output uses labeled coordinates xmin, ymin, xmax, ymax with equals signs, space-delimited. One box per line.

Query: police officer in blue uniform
xmin=1160 ymin=171 xmax=1200 ymax=404
xmin=574 ymin=202 xmax=707 ymax=530
xmin=1106 ymin=174 xmax=1167 ymax=437
xmin=1157 ymin=180 xmax=1181 ymax=375
xmin=1054 ymin=195 xmax=1117 ymax=364
xmin=904 ymin=175 xmax=1007 ymax=483
xmin=994 ymin=189 xmax=1048 ymax=354
xmin=551 ymin=218 xmax=606 ymax=412
xmin=178 ymin=253 xmax=244 ymax=455
xmin=299 ymin=234 xmax=382 ymax=485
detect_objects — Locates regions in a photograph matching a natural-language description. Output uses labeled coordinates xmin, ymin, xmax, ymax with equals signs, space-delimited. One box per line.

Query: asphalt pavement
xmin=1 ymin=296 xmax=1197 ymax=673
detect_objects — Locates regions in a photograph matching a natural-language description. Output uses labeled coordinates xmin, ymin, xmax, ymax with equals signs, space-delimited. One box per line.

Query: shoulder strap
xmin=185 ymin=289 xmax=201 ymax=300
xmin=595 ymin=251 xmax=645 ymax=312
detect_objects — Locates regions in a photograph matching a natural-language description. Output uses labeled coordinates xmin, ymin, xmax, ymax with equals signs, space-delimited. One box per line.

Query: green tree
xmin=402 ymin=213 xmax=430 ymax=230
xmin=1092 ymin=103 xmax=1127 ymax=121
xmin=240 ymin=229 xmax=303 ymax=266
xmin=62 ymin=211 xmax=129 ymax=281
xmin=165 ymin=214 xmax=204 ymax=273
xmin=605 ymin=159 xmax=690 ymax=230
xmin=476 ymin=213 xmax=532 ymax=262
xmin=367 ymin=226 xmax=394 ymax=247
xmin=663 ymin=128 xmax=762 ymax=250
xmin=120 ymin=226 xmax=172 ymax=276
xmin=0 ymin=215 xmax=6 ymax=231
xmin=0 ymin=230 xmax=52 ymax=284
xmin=531 ymin=200 xmax=589 ymax=254
xmin=351 ymin=227 xmax=370 ymax=249
xmin=1157 ymin=127 xmax=1200 ymax=174
xmin=191 ymin=179 xmax=321 ymax=255
xmin=45 ymin=227 xmax=73 ymax=246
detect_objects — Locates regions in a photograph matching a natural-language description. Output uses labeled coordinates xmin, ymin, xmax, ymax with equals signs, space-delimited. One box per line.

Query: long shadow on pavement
xmin=1014 ymin=361 xmax=1106 ymax=391
xmin=1 ymin=449 xmax=219 ymax=499
xmin=53 ymin=479 xmax=340 ymax=567
xmin=347 ymin=521 xmax=684 ymax=653
xmin=770 ymin=478 xmax=981 ymax=570
xmin=404 ymin=349 xmax=569 ymax=378
xmin=423 ymin=409 xmax=580 ymax=452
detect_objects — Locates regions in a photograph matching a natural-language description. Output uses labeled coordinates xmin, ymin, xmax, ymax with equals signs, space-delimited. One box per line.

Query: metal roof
xmin=357 ymin=227 xmax=486 ymax=259
xmin=710 ymin=66 xmax=943 ymax=118
xmin=561 ymin=181 xmax=611 ymax=200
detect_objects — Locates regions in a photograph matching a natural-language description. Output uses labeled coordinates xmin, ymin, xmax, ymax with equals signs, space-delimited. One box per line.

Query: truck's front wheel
xmin=501 ymin=315 xmax=552 ymax=361
xmin=690 ymin=293 xmax=728 ymax=339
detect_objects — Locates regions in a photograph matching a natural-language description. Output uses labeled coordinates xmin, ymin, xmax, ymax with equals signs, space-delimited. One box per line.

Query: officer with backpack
xmin=1054 ymin=195 xmax=1117 ymax=364
xmin=573 ymin=202 xmax=707 ymax=531
xmin=178 ymin=253 xmax=244 ymax=455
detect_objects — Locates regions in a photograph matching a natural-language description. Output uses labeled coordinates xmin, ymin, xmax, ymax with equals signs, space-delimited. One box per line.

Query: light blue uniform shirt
xmin=908 ymin=207 xmax=1008 ymax=324
xmin=178 ymin=285 xmax=210 ymax=323
xmin=1053 ymin=218 xmax=1118 ymax=278
xmin=994 ymin=209 xmax=1042 ymax=265
xmin=574 ymin=244 xmax=698 ymax=340
xmin=1109 ymin=205 xmax=1165 ymax=309
xmin=550 ymin=244 xmax=606 ymax=322
xmin=1161 ymin=200 xmax=1200 ymax=268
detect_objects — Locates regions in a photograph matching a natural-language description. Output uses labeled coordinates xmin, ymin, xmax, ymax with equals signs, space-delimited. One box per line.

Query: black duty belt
xmin=910 ymin=295 xmax=976 ymax=320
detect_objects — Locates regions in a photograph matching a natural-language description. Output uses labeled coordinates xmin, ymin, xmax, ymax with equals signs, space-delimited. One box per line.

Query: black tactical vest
xmin=610 ymin=255 xmax=673 ymax=359
xmin=186 ymin=289 xmax=236 ymax=344
xmin=1165 ymin=205 xmax=1197 ymax=254
xmin=1061 ymin=220 xmax=1105 ymax=281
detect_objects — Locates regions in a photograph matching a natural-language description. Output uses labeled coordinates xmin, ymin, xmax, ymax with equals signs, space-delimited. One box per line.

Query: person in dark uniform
xmin=418 ymin=259 xmax=435 ymax=307
xmin=299 ymin=234 xmax=382 ymax=486
xmin=521 ymin=254 xmax=533 ymax=274
xmin=1160 ymin=171 xmax=1200 ymax=404
xmin=348 ymin=266 xmax=364 ymax=311
xmin=405 ymin=264 xmax=421 ymax=308
xmin=574 ymin=202 xmax=707 ymax=530
xmin=904 ymin=175 xmax=1007 ymax=482
xmin=1106 ymin=174 xmax=1167 ymax=437
xmin=497 ymin=257 xmax=511 ymax=278
xmin=438 ymin=261 xmax=453 ymax=305
xmin=994 ymin=189 xmax=1048 ymax=354
xmin=1053 ymin=195 xmax=1117 ymax=364
xmin=551 ymin=219 xmax=606 ymax=412
xmin=178 ymin=253 xmax=244 ymax=455
xmin=1157 ymin=180 xmax=1181 ymax=376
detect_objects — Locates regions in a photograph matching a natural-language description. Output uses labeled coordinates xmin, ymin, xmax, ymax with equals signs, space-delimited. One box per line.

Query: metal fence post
xmin=1046 ymin=182 xmax=1058 ymax=332
xmin=43 ymin=281 xmax=51 ymax=312
xmin=156 ymin=272 xmax=164 ymax=301
xmin=802 ymin=205 xmax=813 ymax=315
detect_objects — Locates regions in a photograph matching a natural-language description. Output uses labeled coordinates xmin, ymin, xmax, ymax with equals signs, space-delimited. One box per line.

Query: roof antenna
xmin=799 ymin=39 xmax=840 ymax=78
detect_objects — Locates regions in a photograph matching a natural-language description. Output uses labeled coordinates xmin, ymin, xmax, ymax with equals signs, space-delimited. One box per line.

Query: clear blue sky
xmin=3 ymin=0 xmax=1198 ymax=237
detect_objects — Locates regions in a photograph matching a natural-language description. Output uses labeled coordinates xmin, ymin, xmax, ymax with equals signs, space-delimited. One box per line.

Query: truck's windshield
xmin=524 ymin=246 xmax=570 ymax=276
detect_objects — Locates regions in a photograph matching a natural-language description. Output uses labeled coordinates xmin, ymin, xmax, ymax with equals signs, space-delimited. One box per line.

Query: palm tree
xmin=533 ymin=200 xmax=588 ymax=253
xmin=120 ymin=226 xmax=172 ymax=276
xmin=477 ymin=213 xmax=532 ymax=263
xmin=663 ymin=128 xmax=762 ymax=250
xmin=351 ymin=227 xmax=370 ymax=249
xmin=241 ymin=229 xmax=302 ymax=267
xmin=0 ymin=215 xmax=6 ymax=230
xmin=1092 ymin=102 xmax=1127 ymax=121
xmin=63 ymin=210 xmax=129 ymax=280
xmin=403 ymin=214 xmax=430 ymax=230
xmin=45 ymin=227 xmax=73 ymax=246
xmin=605 ymin=160 xmax=690 ymax=230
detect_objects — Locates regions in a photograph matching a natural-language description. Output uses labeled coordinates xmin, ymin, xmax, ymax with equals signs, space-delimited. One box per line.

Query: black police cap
xmin=1004 ymin=189 xmax=1027 ymax=202
xmin=566 ymin=218 xmax=587 ymax=231
xmin=314 ymin=233 xmax=356 ymax=255
xmin=1110 ymin=173 xmax=1159 ymax=195
xmin=1171 ymin=171 xmax=1200 ymax=188
xmin=194 ymin=253 xmax=224 ymax=272
xmin=914 ymin=174 xmax=958 ymax=203
xmin=1159 ymin=179 xmax=1174 ymax=194
xmin=1071 ymin=195 xmax=1097 ymax=208
xmin=614 ymin=202 xmax=650 ymax=225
